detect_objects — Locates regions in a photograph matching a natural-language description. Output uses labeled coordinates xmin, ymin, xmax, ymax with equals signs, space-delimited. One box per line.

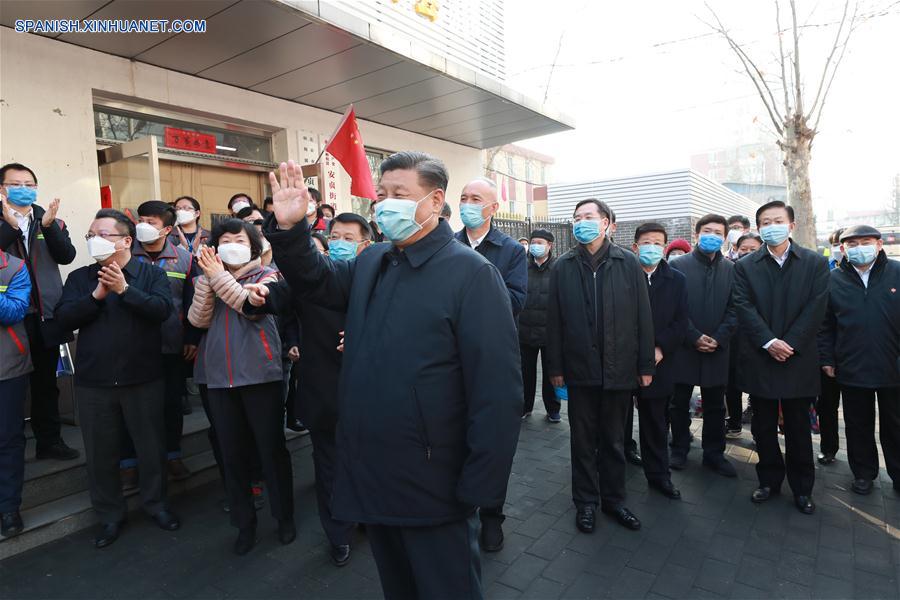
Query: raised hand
xmin=197 ymin=246 xmax=224 ymax=279
xmin=1 ymin=197 xmax=19 ymax=229
xmin=269 ymin=160 xmax=312 ymax=229
xmin=41 ymin=198 xmax=61 ymax=228
xmin=243 ymin=283 xmax=269 ymax=307
xmin=99 ymin=262 xmax=128 ymax=294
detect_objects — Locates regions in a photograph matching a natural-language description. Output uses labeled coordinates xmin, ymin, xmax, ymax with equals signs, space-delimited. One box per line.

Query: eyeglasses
xmin=84 ymin=232 xmax=128 ymax=240
xmin=3 ymin=183 xmax=38 ymax=189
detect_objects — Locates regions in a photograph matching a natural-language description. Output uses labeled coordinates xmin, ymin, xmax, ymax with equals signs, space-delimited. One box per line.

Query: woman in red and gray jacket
xmin=188 ymin=218 xmax=294 ymax=556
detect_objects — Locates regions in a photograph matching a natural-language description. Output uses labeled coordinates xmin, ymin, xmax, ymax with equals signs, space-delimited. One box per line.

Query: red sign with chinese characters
xmin=164 ymin=127 xmax=217 ymax=154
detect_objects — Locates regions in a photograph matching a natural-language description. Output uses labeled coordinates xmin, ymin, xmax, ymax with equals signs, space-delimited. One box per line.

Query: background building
xmin=484 ymin=144 xmax=554 ymax=219
xmin=0 ymin=0 xmax=572 ymax=277
xmin=548 ymin=170 xmax=761 ymax=244
xmin=691 ymin=143 xmax=788 ymax=204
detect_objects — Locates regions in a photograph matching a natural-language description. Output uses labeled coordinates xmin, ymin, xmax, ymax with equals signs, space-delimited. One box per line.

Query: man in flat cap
xmin=819 ymin=224 xmax=900 ymax=495
xmin=519 ymin=229 xmax=561 ymax=423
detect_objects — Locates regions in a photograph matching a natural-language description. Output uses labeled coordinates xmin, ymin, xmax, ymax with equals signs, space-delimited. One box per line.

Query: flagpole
xmin=316 ymin=105 xmax=354 ymax=164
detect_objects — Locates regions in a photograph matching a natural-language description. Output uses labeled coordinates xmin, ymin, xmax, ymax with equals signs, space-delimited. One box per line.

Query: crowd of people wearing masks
xmin=1 ymin=153 xmax=898 ymax=599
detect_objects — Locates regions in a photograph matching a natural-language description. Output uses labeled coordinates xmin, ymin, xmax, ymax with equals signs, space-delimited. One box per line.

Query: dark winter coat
xmin=546 ymin=241 xmax=655 ymax=389
xmin=261 ymin=217 xmax=522 ymax=527
xmin=669 ymin=249 xmax=738 ymax=387
xmin=818 ymin=252 xmax=900 ymax=389
xmin=642 ymin=259 xmax=690 ymax=398
xmin=455 ymin=225 xmax=527 ymax=316
xmin=732 ymin=242 xmax=830 ymax=399
xmin=518 ymin=255 xmax=555 ymax=347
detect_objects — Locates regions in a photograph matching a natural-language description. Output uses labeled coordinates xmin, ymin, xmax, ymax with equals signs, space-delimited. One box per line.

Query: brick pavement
xmin=2 ymin=400 xmax=898 ymax=599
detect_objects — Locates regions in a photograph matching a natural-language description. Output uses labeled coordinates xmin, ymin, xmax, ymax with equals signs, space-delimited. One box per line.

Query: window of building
xmin=94 ymin=106 xmax=272 ymax=164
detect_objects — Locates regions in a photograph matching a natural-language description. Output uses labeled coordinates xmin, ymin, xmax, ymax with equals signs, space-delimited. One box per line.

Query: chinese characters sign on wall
xmin=164 ymin=127 xmax=216 ymax=154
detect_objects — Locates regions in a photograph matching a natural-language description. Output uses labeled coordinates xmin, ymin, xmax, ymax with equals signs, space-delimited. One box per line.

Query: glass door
xmin=97 ymin=136 xmax=161 ymax=218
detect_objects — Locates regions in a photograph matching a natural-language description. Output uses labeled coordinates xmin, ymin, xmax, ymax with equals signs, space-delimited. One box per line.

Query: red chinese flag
xmin=325 ymin=106 xmax=377 ymax=201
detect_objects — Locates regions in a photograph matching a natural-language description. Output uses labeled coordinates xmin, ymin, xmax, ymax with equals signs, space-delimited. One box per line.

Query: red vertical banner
xmin=100 ymin=185 xmax=112 ymax=209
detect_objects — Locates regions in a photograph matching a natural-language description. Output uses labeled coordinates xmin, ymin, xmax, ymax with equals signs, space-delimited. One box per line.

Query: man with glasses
xmin=0 ymin=163 xmax=80 ymax=462
xmin=454 ymin=176 xmax=526 ymax=553
xmin=55 ymin=209 xmax=180 ymax=548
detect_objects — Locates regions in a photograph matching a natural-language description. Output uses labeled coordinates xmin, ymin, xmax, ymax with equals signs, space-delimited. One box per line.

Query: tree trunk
xmin=782 ymin=123 xmax=816 ymax=248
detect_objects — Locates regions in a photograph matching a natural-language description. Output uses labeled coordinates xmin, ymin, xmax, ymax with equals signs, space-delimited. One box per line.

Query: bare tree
xmin=704 ymin=0 xmax=860 ymax=247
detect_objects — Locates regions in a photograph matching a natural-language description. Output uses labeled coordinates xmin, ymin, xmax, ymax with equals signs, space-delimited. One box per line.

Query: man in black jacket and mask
xmin=253 ymin=155 xmax=521 ymax=600
xmin=669 ymin=214 xmax=738 ymax=477
xmin=733 ymin=201 xmax=829 ymax=514
xmin=547 ymin=198 xmax=655 ymax=534
xmin=519 ymin=229 xmax=559 ymax=422
xmin=819 ymin=225 xmax=900 ymax=496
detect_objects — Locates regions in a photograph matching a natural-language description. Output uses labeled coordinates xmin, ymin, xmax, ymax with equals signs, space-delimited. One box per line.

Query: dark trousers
xmin=520 ymin=344 xmax=561 ymax=416
xmin=636 ymin=393 xmax=671 ymax=483
xmin=841 ymin=386 xmax=900 ymax=483
xmin=750 ymin=396 xmax=815 ymax=496
xmin=78 ymin=380 xmax=167 ymax=524
xmin=568 ymin=386 xmax=630 ymax=509
xmin=310 ymin=429 xmax=354 ymax=547
xmin=625 ymin=403 xmax=637 ymax=453
xmin=24 ymin=315 xmax=62 ymax=450
xmin=725 ymin=384 xmax=744 ymax=430
xmin=670 ymin=384 xmax=726 ymax=460
xmin=0 ymin=375 xmax=28 ymax=513
xmin=367 ymin=513 xmax=482 ymax=600
xmin=817 ymin=373 xmax=842 ymax=456
xmin=206 ymin=382 xmax=293 ymax=530
xmin=120 ymin=354 xmax=185 ymax=466
xmin=201 ymin=384 xmax=263 ymax=491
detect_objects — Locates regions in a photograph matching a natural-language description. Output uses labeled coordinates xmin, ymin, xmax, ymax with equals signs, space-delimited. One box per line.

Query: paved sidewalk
xmin=2 ymin=401 xmax=898 ymax=599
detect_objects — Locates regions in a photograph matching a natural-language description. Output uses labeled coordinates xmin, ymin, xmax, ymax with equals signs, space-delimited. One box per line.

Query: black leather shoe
xmin=36 ymin=442 xmax=80 ymax=461
xmin=648 ymin=479 xmax=682 ymax=499
xmin=278 ymin=519 xmax=296 ymax=545
xmin=94 ymin=521 xmax=123 ymax=549
xmin=703 ymin=456 xmax=737 ymax=478
xmin=602 ymin=506 xmax=641 ymax=530
xmin=330 ymin=544 xmax=351 ymax=567
xmin=669 ymin=453 xmax=687 ymax=470
xmin=150 ymin=510 xmax=181 ymax=531
xmin=480 ymin=518 xmax=504 ymax=552
xmin=1 ymin=511 xmax=24 ymax=538
xmin=626 ymin=447 xmax=643 ymax=466
xmin=234 ymin=527 xmax=257 ymax=556
xmin=817 ymin=452 xmax=836 ymax=465
xmin=851 ymin=478 xmax=873 ymax=495
xmin=575 ymin=505 xmax=596 ymax=533
xmin=751 ymin=486 xmax=779 ymax=503
xmin=794 ymin=495 xmax=815 ymax=514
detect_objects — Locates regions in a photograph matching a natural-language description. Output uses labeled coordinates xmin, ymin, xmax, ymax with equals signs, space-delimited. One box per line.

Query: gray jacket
xmin=190 ymin=261 xmax=283 ymax=389
xmin=0 ymin=251 xmax=34 ymax=381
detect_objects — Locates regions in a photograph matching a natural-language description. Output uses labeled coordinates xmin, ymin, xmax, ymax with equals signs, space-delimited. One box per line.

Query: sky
xmin=503 ymin=0 xmax=900 ymax=217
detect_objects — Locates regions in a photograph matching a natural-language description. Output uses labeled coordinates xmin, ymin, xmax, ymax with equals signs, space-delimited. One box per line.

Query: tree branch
xmin=806 ymin=0 xmax=851 ymax=120
xmin=703 ymin=4 xmax=785 ymax=134
xmin=789 ymin=0 xmax=804 ymax=116
xmin=775 ymin=0 xmax=792 ymax=116
xmin=812 ymin=2 xmax=859 ymax=132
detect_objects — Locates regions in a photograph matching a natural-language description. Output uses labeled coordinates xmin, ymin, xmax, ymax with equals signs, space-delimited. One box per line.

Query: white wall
xmin=0 ymin=28 xmax=480 ymax=273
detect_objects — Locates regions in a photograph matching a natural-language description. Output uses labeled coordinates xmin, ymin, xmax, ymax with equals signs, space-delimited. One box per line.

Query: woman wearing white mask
xmin=188 ymin=218 xmax=294 ymax=556
xmin=170 ymin=196 xmax=210 ymax=255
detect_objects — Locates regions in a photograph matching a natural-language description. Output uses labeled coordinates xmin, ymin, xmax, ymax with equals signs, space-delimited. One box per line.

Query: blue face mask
xmin=573 ymin=220 xmax=602 ymax=245
xmin=697 ymin=233 xmax=724 ymax=254
xmin=374 ymin=192 xmax=434 ymax=243
xmin=328 ymin=239 xmax=359 ymax=262
xmin=846 ymin=244 xmax=877 ymax=266
xmin=638 ymin=244 xmax=664 ymax=266
xmin=460 ymin=203 xmax=489 ymax=229
xmin=529 ymin=244 xmax=547 ymax=258
xmin=5 ymin=186 xmax=37 ymax=207
xmin=759 ymin=224 xmax=791 ymax=246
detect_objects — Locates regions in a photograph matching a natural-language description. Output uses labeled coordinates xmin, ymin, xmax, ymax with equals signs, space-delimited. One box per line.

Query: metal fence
xmin=493 ymin=215 xmax=576 ymax=257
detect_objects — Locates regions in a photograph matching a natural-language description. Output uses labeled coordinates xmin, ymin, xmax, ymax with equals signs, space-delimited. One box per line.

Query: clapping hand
xmin=337 ymin=330 xmax=344 ymax=353
xmin=269 ymin=160 xmax=313 ymax=229
xmin=1 ymin=197 xmax=19 ymax=230
xmin=98 ymin=262 xmax=127 ymax=295
xmin=41 ymin=198 xmax=61 ymax=228
xmin=197 ymin=246 xmax=224 ymax=279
